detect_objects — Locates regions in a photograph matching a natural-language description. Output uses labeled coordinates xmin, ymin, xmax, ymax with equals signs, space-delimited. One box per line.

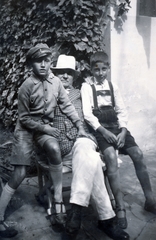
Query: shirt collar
xmin=94 ymin=77 xmax=107 ymax=86
xmin=31 ymin=72 xmax=54 ymax=85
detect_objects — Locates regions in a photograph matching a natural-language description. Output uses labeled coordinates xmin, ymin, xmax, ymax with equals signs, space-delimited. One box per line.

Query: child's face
xmin=31 ymin=56 xmax=51 ymax=78
xmin=91 ymin=62 xmax=109 ymax=84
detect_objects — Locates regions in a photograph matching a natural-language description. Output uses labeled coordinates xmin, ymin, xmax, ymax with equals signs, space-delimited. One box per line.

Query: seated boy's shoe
xmin=98 ymin=217 xmax=129 ymax=240
xmin=0 ymin=221 xmax=18 ymax=238
xmin=52 ymin=202 xmax=67 ymax=226
xmin=144 ymin=200 xmax=156 ymax=214
xmin=116 ymin=208 xmax=127 ymax=229
xmin=65 ymin=204 xmax=82 ymax=235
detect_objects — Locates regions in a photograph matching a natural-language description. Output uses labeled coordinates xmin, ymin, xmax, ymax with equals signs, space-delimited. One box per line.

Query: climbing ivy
xmin=0 ymin=0 xmax=131 ymax=128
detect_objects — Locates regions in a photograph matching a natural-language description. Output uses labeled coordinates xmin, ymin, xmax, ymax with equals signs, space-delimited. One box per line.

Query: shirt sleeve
xmin=113 ymin=82 xmax=128 ymax=129
xmin=81 ymin=82 xmax=101 ymax=131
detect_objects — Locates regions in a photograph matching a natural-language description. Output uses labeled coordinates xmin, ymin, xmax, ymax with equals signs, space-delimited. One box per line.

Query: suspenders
xmin=90 ymin=80 xmax=115 ymax=109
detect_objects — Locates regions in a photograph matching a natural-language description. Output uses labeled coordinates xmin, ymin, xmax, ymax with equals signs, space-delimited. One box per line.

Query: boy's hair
xmin=90 ymin=51 xmax=110 ymax=68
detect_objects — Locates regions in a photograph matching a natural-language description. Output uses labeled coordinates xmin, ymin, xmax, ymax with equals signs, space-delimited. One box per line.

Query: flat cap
xmin=26 ymin=43 xmax=52 ymax=62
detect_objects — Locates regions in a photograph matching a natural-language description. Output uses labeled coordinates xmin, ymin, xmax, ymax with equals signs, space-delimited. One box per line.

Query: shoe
xmin=0 ymin=221 xmax=18 ymax=238
xmin=98 ymin=217 xmax=129 ymax=240
xmin=144 ymin=200 xmax=156 ymax=214
xmin=65 ymin=204 xmax=82 ymax=235
xmin=115 ymin=208 xmax=127 ymax=229
xmin=52 ymin=202 xmax=67 ymax=225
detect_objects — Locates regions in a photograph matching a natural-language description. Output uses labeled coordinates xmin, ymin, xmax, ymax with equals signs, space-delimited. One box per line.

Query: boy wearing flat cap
xmin=0 ymin=43 xmax=86 ymax=237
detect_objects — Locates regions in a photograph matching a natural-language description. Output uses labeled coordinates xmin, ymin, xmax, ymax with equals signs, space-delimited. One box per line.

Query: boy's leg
xmin=94 ymin=129 xmax=125 ymax=208
xmin=103 ymin=147 xmax=125 ymax=209
xmin=94 ymin=129 xmax=127 ymax=228
xmin=103 ymin=147 xmax=127 ymax=228
xmin=42 ymin=138 xmax=66 ymax=224
xmin=0 ymin=166 xmax=26 ymax=238
xmin=0 ymin=184 xmax=15 ymax=222
xmin=91 ymin=158 xmax=129 ymax=240
xmin=0 ymin=166 xmax=26 ymax=221
xmin=0 ymin=129 xmax=33 ymax=237
xmin=126 ymin=146 xmax=156 ymax=214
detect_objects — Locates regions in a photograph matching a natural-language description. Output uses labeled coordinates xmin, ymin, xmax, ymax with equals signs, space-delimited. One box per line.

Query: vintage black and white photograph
xmin=0 ymin=0 xmax=156 ymax=239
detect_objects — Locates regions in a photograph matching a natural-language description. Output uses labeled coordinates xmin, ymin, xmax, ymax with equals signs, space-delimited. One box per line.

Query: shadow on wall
xmin=136 ymin=0 xmax=152 ymax=68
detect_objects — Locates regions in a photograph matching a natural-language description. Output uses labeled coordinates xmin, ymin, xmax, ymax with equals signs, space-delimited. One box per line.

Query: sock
xmin=49 ymin=162 xmax=63 ymax=202
xmin=0 ymin=183 xmax=15 ymax=221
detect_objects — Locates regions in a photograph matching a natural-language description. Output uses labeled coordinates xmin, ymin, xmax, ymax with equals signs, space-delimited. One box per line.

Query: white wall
xmin=110 ymin=1 xmax=156 ymax=152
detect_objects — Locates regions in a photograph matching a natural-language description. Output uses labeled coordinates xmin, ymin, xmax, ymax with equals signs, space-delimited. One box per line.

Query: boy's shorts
xmin=34 ymin=132 xmax=57 ymax=148
xmin=10 ymin=129 xmax=34 ymax=166
xmin=94 ymin=126 xmax=138 ymax=154
xmin=10 ymin=129 xmax=57 ymax=166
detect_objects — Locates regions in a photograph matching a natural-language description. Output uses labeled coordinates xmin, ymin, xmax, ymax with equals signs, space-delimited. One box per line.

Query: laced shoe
xmin=116 ymin=208 xmax=128 ymax=229
xmin=98 ymin=217 xmax=129 ymax=240
xmin=52 ymin=202 xmax=67 ymax=225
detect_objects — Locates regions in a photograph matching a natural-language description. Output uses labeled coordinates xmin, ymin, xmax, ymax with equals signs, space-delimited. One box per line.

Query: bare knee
xmin=127 ymin=147 xmax=146 ymax=170
xmin=43 ymin=139 xmax=60 ymax=154
xmin=130 ymin=147 xmax=143 ymax=159
xmin=43 ymin=139 xmax=61 ymax=164
xmin=103 ymin=148 xmax=118 ymax=172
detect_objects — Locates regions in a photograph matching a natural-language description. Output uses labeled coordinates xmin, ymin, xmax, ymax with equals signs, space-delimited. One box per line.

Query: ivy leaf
xmin=0 ymin=107 xmax=5 ymax=115
xmin=74 ymin=42 xmax=87 ymax=51
xmin=7 ymin=91 xmax=16 ymax=106
xmin=58 ymin=0 xmax=66 ymax=7
xmin=2 ymin=90 xmax=9 ymax=98
xmin=81 ymin=36 xmax=88 ymax=42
